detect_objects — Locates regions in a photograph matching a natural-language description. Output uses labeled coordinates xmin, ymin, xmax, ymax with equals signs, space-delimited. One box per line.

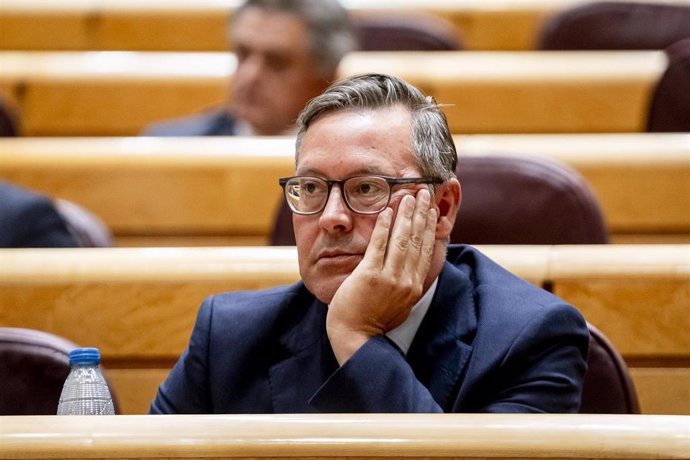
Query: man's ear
xmin=434 ymin=178 xmax=461 ymax=240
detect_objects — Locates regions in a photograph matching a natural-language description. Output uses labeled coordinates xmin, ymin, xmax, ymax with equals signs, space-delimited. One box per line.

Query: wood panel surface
xmin=0 ymin=245 xmax=687 ymax=414
xmin=1 ymin=134 xmax=688 ymax=245
xmin=549 ymin=245 xmax=690 ymax=358
xmin=1 ymin=414 xmax=689 ymax=459
xmin=0 ymin=50 xmax=667 ymax=135
xmin=2 ymin=0 xmax=689 ymax=51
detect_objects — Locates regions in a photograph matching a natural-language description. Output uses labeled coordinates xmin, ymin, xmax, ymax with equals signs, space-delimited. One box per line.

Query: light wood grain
xmin=106 ymin=368 xmax=170 ymax=415
xmin=0 ymin=50 xmax=667 ymax=135
xmin=549 ymin=245 xmax=690 ymax=358
xmin=2 ymin=0 xmax=689 ymax=51
xmin=1 ymin=134 xmax=687 ymax=242
xmin=632 ymin=368 xmax=690 ymax=415
xmin=0 ymin=247 xmax=302 ymax=358
xmin=108 ymin=367 xmax=690 ymax=416
xmin=0 ymin=245 xmax=687 ymax=414
xmin=1 ymin=414 xmax=688 ymax=459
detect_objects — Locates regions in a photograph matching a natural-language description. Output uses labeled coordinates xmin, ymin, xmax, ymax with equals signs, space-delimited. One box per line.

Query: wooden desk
xmin=0 ymin=50 xmax=667 ymax=135
xmin=1 ymin=0 xmax=688 ymax=51
xmin=0 ymin=245 xmax=545 ymax=414
xmin=0 ymin=245 xmax=687 ymax=415
xmin=456 ymin=133 xmax=690 ymax=243
xmin=0 ymin=136 xmax=295 ymax=245
xmin=1 ymin=414 xmax=688 ymax=459
xmin=1 ymin=134 xmax=688 ymax=245
xmin=549 ymin=245 xmax=690 ymax=416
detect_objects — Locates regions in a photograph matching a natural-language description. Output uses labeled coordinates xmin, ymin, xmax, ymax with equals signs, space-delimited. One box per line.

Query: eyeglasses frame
xmin=278 ymin=175 xmax=444 ymax=215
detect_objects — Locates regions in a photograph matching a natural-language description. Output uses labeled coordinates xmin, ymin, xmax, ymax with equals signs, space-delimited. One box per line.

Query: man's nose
xmin=319 ymin=186 xmax=353 ymax=233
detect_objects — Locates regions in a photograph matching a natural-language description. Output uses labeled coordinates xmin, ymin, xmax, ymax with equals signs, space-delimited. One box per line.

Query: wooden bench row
xmin=1 ymin=134 xmax=688 ymax=245
xmin=1 ymin=0 xmax=687 ymax=51
xmin=1 ymin=245 xmax=688 ymax=415
xmin=0 ymin=50 xmax=667 ymax=135
xmin=2 ymin=414 xmax=688 ymax=460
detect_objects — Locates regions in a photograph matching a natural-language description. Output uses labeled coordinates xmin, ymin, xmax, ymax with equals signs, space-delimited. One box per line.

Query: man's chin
xmin=305 ymin=273 xmax=350 ymax=305
xmin=231 ymin=100 xmax=275 ymax=125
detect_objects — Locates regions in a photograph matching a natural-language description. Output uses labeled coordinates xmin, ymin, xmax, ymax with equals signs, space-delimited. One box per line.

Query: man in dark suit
xmin=0 ymin=181 xmax=79 ymax=248
xmin=150 ymin=74 xmax=589 ymax=414
xmin=142 ymin=0 xmax=356 ymax=137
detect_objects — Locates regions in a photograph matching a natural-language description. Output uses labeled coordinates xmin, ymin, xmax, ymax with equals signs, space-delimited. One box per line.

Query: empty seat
xmin=647 ymin=38 xmax=690 ymax=132
xmin=580 ymin=323 xmax=640 ymax=413
xmin=355 ymin=12 xmax=461 ymax=51
xmin=0 ymin=327 xmax=119 ymax=415
xmin=537 ymin=1 xmax=690 ymax=50
xmin=450 ymin=155 xmax=608 ymax=244
xmin=270 ymin=155 xmax=609 ymax=245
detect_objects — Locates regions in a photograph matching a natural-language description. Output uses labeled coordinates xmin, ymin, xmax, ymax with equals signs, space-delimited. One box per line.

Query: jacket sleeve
xmin=149 ymin=297 xmax=214 ymax=414
xmin=309 ymin=302 xmax=588 ymax=414
xmin=478 ymin=303 xmax=589 ymax=413
xmin=309 ymin=335 xmax=444 ymax=413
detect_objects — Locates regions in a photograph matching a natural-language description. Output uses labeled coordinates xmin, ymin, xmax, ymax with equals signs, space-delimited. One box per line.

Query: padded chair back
xmin=647 ymin=38 xmax=690 ymax=132
xmin=537 ymin=1 xmax=690 ymax=50
xmin=54 ymin=198 xmax=113 ymax=247
xmin=0 ymin=97 xmax=19 ymax=137
xmin=355 ymin=12 xmax=461 ymax=51
xmin=270 ymin=155 xmax=608 ymax=245
xmin=580 ymin=323 xmax=640 ymax=413
xmin=451 ymin=155 xmax=608 ymax=244
xmin=0 ymin=327 xmax=119 ymax=415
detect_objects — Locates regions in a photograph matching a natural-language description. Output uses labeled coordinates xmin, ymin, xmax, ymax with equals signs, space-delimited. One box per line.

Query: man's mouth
xmin=317 ymin=251 xmax=363 ymax=264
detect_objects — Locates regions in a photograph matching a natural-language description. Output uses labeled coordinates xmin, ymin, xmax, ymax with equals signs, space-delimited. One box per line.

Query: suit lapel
xmin=406 ymin=261 xmax=477 ymax=410
xmin=267 ymin=260 xmax=478 ymax=413
xmin=268 ymin=297 xmax=339 ymax=412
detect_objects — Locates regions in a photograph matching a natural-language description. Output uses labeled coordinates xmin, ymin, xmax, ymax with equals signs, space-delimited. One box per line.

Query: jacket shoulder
xmin=444 ymin=244 xmax=587 ymax=338
xmin=0 ymin=181 xmax=79 ymax=247
xmin=141 ymin=109 xmax=236 ymax=136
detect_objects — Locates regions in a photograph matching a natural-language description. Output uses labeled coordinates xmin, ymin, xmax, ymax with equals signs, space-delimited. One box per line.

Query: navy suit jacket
xmin=0 ymin=181 xmax=79 ymax=248
xmin=141 ymin=109 xmax=237 ymax=136
xmin=150 ymin=245 xmax=589 ymax=414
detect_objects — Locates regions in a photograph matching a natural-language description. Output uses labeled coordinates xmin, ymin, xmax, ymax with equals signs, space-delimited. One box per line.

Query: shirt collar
xmin=385 ymin=277 xmax=439 ymax=355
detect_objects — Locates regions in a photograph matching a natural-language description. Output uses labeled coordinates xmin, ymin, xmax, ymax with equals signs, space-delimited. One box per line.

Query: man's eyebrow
xmin=296 ymin=167 xmax=391 ymax=177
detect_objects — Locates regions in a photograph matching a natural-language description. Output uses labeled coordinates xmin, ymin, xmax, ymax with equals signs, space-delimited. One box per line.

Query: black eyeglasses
xmin=278 ymin=175 xmax=443 ymax=215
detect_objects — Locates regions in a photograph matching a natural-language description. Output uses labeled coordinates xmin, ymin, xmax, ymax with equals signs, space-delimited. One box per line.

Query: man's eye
xmin=301 ymin=182 xmax=323 ymax=195
xmin=353 ymin=181 xmax=383 ymax=196
xmin=266 ymin=54 xmax=290 ymax=72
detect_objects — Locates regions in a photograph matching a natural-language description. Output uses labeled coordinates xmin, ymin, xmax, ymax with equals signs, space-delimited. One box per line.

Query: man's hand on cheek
xmin=326 ymin=189 xmax=438 ymax=365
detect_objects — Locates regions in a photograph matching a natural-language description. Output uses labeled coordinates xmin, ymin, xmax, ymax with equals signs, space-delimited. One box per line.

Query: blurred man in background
xmin=142 ymin=0 xmax=356 ymax=136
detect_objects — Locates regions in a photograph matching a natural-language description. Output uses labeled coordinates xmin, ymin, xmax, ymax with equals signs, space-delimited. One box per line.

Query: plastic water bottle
xmin=57 ymin=347 xmax=115 ymax=415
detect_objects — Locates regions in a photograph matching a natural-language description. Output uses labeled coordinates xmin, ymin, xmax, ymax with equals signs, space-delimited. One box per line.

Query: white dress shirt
xmin=385 ymin=278 xmax=439 ymax=355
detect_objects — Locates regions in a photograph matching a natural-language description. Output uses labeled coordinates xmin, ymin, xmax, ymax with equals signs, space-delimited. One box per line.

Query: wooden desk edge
xmin=1 ymin=414 xmax=689 ymax=459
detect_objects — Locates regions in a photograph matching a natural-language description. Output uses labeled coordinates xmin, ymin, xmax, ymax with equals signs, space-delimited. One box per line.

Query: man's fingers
xmin=385 ymin=193 xmax=417 ymax=270
xmin=402 ymin=189 xmax=433 ymax=274
xmin=414 ymin=206 xmax=437 ymax=281
xmin=408 ymin=189 xmax=431 ymax=253
xmin=361 ymin=206 xmax=393 ymax=269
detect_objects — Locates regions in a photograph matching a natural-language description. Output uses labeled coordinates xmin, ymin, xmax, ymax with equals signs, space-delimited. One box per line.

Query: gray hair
xmin=296 ymin=73 xmax=457 ymax=181
xmin=231 ymin=0 xmax=357 ymax=78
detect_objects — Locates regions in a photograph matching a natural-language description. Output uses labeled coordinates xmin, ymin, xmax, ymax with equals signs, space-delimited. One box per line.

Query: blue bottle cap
xmin=69 ymin=347 xmax=101 ymax=365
